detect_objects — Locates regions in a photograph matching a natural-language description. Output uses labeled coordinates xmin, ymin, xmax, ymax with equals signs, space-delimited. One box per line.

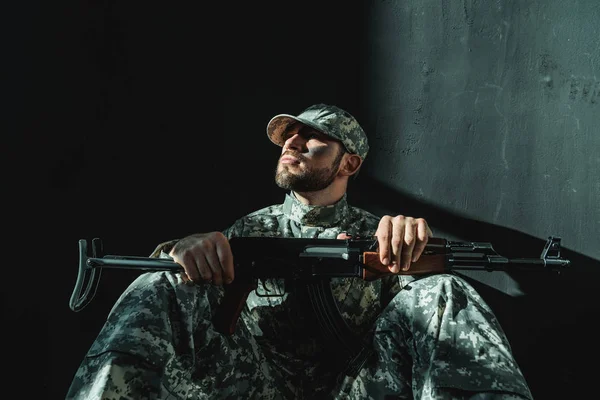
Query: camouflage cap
xmin=266 ymin=103 xmax=369 ymax=160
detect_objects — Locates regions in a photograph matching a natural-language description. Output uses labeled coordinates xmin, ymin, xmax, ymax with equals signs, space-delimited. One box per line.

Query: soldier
xmin=66 ymin=104 xmax=533 ymax=399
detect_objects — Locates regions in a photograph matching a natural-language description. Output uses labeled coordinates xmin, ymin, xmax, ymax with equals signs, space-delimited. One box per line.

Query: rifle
xmin=70 ymin=235 xmax=569 ymax=376
xmin=71 ymin=235 xmax=569 ymax=335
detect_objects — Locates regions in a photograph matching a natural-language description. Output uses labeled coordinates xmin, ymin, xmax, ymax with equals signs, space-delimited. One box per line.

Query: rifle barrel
xmin=448 ymin=256 xmax=569 ymax=271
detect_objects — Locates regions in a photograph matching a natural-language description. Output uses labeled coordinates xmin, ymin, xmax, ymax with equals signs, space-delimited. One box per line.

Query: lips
xmin=280 ymin=155 xmax=300 ymax=164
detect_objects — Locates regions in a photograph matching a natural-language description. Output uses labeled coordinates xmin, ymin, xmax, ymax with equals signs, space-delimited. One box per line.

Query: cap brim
xmin=266 ymin=114 xmax=329 ymax=147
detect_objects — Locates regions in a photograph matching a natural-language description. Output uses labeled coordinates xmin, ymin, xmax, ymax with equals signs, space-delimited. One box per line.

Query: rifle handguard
xmin=361 ymin=253 xmax=448 ymax=280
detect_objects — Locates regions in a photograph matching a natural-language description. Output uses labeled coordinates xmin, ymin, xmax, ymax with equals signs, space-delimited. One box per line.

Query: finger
xmin=169 ymin=237 xmax=203 ymax=283
xmin=215 ymin=237 xmax=234 ymax=284
xmin=195 ymin=255 xmax=214 ymax=284
xmin=391 ymin=215 xmax=406 ymax=272
xmin=203 ymin=245 xmax=224 ymax=285
xmin=388 ymin=216 xmax=404 ymax=274
xmin=177 ymin=251 xmax=203 ymax=283
xmin=411 ymin=218 xmax=431 ymax=262
xmin=336 ymin=232 xmax=352 ymax=240
xmin=206 ymin=232 xmax=234 ymax=284
xmin=400 ymin=218 xmax=416 ymax=271
xmin=375 ymin=216 xmax=392 ymax=265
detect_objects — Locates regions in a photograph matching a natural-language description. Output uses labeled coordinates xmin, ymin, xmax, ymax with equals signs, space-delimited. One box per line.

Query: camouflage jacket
xmin=151 ymin=192 xmax=399 ymax=370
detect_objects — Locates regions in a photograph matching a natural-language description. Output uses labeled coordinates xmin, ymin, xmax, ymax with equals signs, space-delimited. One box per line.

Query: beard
xmin=274 ymin=148 xmax=344 ymax=192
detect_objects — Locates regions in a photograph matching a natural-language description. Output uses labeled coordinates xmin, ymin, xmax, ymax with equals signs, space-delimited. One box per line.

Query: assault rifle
xmin=71 ymin=236 xmax=569 ymax=339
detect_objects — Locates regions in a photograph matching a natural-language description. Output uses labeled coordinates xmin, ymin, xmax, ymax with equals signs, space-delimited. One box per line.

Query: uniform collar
xmin=282 ymin=191 xmax=349 ymax=227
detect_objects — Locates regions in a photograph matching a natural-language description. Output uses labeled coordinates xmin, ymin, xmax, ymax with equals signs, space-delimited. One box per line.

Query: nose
xmin=283 ymin=133 xmax=305 ymax=152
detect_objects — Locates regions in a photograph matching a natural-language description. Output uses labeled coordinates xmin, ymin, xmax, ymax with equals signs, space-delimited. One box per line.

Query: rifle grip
xmin=362 ymin=253 xmax=447 ymax=280
xmin=212 ymin=280 xmax=257 ymax=335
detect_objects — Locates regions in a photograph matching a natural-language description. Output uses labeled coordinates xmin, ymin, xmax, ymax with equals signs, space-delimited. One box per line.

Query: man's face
xmin=274 ymin=122 xmax=346 ymax=192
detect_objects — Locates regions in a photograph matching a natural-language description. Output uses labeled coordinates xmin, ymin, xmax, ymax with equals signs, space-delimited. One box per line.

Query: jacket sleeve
xmin=148 ymin=218 xmax=243 ymax=259
xmin=148 ymin=239 xmax=180 ymax=258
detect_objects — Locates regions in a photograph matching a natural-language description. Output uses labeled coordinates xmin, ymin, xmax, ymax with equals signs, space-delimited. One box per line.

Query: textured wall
xmin=361 ymin=0 xmax=598 ymax=258
xmin=352 ymin=1 xmax=599 ymax=398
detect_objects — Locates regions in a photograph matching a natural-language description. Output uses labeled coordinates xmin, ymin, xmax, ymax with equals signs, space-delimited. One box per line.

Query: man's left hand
xmin=375 ymin=215 xmax=433 ymax=273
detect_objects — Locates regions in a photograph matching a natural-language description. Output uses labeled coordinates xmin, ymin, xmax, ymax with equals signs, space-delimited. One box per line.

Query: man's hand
xmin=169 ymin=232 xmax=234 ymax=285
xmin=375 ymin=215 xmax=433 ymax=273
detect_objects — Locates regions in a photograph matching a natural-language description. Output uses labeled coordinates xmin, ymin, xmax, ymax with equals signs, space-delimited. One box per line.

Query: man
xmin=66 ymin=104 xmax=533 ymax=399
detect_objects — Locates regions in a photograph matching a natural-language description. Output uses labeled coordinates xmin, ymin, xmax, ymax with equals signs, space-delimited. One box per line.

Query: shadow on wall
xmin=349 ymin=177 xmax=598 ymax=400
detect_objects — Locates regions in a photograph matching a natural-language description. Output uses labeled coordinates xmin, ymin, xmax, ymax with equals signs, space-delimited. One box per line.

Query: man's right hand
xmin=168 ymin=232 xmax=234 ymax=286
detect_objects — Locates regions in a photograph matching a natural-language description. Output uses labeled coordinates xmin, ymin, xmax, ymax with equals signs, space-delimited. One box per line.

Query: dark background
xmin=4 ymin=1 xmax=599 ymax=399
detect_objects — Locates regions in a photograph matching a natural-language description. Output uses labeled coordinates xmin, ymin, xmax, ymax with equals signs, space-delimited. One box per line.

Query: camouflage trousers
xmin=66 ymin=272 xmax=533 ymax=399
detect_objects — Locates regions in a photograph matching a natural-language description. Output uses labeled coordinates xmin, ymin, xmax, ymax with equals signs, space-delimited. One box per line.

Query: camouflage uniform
xmin=66 ymin=192 xmax=533 ymax=399
xmin=66 ymin=104 xmax=532 ymax=399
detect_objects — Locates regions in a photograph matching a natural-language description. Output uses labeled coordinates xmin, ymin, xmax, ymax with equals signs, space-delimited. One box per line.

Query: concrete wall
xmin=361 ymin=0 xmax=599 ymax=260
xmin=351 ymin=2 xmax=599 ymax=398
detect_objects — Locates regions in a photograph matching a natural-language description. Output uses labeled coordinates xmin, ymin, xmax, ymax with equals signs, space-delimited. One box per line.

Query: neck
xmin=292 ymin=178 xmax=348 ymax=206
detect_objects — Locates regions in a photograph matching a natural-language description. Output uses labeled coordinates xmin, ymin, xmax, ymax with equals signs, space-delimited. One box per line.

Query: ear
xmin=339 ymin=153 xmax=363 ymax=177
